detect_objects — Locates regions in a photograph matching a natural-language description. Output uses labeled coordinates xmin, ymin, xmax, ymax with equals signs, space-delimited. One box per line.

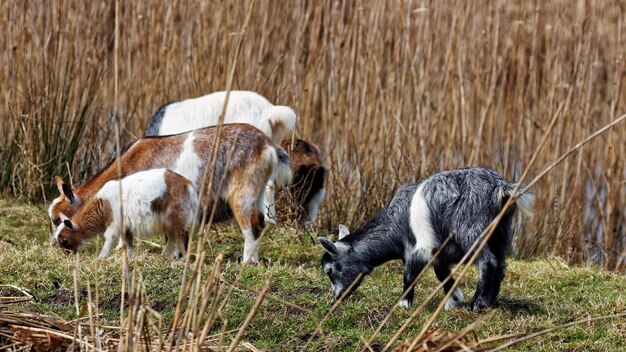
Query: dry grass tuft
xmin=0 ymin=262 xmax=267 ymax=352
xmin=392 ymin=327 xmax=484 ymax=352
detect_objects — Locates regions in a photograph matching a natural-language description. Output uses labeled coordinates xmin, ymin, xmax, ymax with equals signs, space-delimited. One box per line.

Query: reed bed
xmin=1 ymin=0 xmax=624 ymax=270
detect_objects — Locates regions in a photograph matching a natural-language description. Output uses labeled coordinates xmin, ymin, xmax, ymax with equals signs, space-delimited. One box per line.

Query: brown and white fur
xmin=53 ymin=169 xmax=196 ymax=259
xmin=49 ymin=124 xmax=292 ymax=264
xmin=279 ymin=139 xmax=326 ymax=225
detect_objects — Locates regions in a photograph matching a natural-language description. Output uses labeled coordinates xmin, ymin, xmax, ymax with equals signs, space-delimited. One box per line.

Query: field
xmin=1 ymin=0 xmax=626 ymax=351
xmin=1 ymin=198 xmax=625 ymax=351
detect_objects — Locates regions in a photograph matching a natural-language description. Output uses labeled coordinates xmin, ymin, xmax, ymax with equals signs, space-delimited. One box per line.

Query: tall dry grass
xmin=1 ymin=0 xmax=624 ymax=271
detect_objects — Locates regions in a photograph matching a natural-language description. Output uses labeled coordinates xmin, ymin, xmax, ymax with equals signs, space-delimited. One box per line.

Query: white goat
xmin=145 ymin=90 xmax=296 ymax=144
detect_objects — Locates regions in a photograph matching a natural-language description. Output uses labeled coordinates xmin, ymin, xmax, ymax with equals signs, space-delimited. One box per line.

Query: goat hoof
xmin=398 ymin=299 xmax=412 ymax=308
xmin=469 ymin=298 xmax=489 ymax=313
xmin=240 ymin=257 xmax=259 ymax=265
xmin=444 ymin=288 xmax=465 ymax=311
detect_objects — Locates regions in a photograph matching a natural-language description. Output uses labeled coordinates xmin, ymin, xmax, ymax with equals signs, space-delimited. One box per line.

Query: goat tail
xmin=500 ymin=183 xmax=535 ymax=218
xmin=271 ymin=146 xmax=293 ymax=187
xmin=263 ymin=105 xmax=297 ymax=144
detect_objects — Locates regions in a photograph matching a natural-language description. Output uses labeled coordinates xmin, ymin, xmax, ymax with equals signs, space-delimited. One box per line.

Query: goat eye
xmin=325 ymin=267 xmax=332 ymax=275
xmin=53 ymin=218 xmax=62 ymax=226
xmin=60 ymin=238 xmax=69 ymax=247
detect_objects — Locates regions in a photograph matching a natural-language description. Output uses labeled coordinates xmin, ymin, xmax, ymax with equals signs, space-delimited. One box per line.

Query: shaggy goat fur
xmin=319 ymin=167 xmax=534 ymax=312
xmin=279 ymin=139 xmax=326 ymax=225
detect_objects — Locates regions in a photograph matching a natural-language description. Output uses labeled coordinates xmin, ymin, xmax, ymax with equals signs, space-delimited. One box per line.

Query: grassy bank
xmin=1 ymin=198 xmax=624 ymax=351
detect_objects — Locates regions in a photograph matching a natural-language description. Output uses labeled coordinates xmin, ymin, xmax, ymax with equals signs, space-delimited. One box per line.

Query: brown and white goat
xmin=54 ymin=169 xmax=196 ymax=259
xmin=49 ymin=124 xmax=292 ymax=264
xmin=279 ymin=139 xmax=326 ymax=225
xmin=144 ymin=91 xmax=299 ymax=224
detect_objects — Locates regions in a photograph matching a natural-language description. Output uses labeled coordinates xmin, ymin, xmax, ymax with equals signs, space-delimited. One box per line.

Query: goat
xmin=318 ymin=167 xmax=534 ymax=312
xmin=145 ymin=90 xmax=296 ymax=144
xmin=143 ymin=90 xmax=317 ymax=224
xmin=279 ymin=139 xmax=326 ymax=225
xmin=53 ymin=169 xmax=196 ymax=259
xmin=49 ymin=124 xmax=292 ymax=264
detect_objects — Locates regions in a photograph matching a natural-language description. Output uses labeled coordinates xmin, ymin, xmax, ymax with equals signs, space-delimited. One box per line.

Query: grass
xmin=1 ymin=198 xmax=624 ymax=351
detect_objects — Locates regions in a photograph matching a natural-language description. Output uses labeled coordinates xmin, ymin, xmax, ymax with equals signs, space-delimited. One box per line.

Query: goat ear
xmin=62 ymin=184 xmax=75 ymax=203
xmin=269 ymin=120 xmax=281 ymax=134
xmin=318 ymin=237 xmax=337 ymax=255
xmin=63 ymin=219 xmax=74 ymax=230
xmin=338 ymin=224 xmax=350 ymax=240
xmin=55 ymin=176 xmax=65 ymax=195
xmin=55 ymin=176 xmax=75 ymax=203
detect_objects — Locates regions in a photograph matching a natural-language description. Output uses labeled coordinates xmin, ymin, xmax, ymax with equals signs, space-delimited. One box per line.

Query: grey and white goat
xmin=319 ymin=167 xmax=534 ymax=312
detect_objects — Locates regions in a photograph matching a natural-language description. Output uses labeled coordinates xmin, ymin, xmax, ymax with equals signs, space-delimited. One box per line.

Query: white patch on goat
xmin=98 ymin=169 xmax=169 ymax=238
xmin=444 ymin=287 xmax=465 ymax=311
xmin=184 ymin=184 xmax=199 ymax=224
xmin=323 ymin=262 xmax=333 ymax=273
xmin=98 ymin=170 xmax=167 ymax=256
xmin=398 ymin=299 xmax=411 ymax=308
xmin=332 ymin=283 xmax=344 ymax=299
xmin=262 ymin=105 xmax=297 ymax=143
xmin=173 ymin=132 xmax=202 ymax=186
xmin=99 ymin=226 xmax=119 ymax=259
xmin=334 ymin=241 xmax=350 ymax=252
xmin=52 ymin=222 xmax=65 ymax=243
xmin=261 ymin=146 xmax=292 ymax=224
xmin=48 ymin=197 xmax=62 ymax=221
xmin=48 ymin=197 xmax=63 ymax=239
xmin=262 ymin=179 xmax=277 ymax=225
xmin=305 ymin=186 xmax=326 ymax=223
xmin=408 ymin=184 xmax=437 ymax=260
xmin=241 ymin=229 xmax=259 ymax=264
